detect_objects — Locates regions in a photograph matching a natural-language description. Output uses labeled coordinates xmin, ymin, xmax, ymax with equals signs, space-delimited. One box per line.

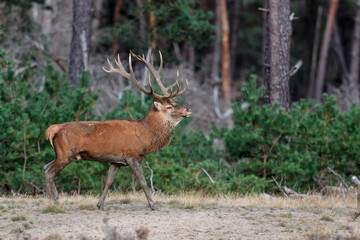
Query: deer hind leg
xmin=127 ymin=157 xmax=157 ymax=211
xmin=97 ymin=163 xmax=121 ymax=210
xmin=44 ymin=156 xmax=73 ymax=201
xmin=44 ymin=160 xmax=57 ymax=199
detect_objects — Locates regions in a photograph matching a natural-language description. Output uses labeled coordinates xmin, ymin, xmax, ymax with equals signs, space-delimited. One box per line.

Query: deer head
xmin=103 ymin=51 xmax=191 ymax=127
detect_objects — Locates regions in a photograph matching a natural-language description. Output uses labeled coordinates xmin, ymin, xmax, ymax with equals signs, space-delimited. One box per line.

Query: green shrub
xmin=0 ymin=58 xmax=99 ymax=194
xmin=227 ymin=174 xmax=267 ymax=194
xmin=224 ymin=75 xmax=360 ymax=192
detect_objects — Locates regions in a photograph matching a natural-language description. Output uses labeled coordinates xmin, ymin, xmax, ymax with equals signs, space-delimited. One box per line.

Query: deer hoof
xmin=150 ymin=204 xmax=158 ymax=211
xmin=97 ymin=202 xmax=105 ymax=211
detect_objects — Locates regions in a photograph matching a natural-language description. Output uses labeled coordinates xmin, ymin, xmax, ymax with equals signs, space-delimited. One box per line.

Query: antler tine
xmin=147 ymin=72 xmax=154 ymax=95
xmin=166 ymin=70 xmax=180 ymax=91
xmin=113 ymin=54 xmax=129 ymax=77
xmin=172 ymin=79 xmax=188 ymax=98
xmin=152 ymin=51 xmax=167 ymax=94
xmin=167 ymin=81 xmax=180 ymax=99
xmin=158 ymin=51 xmax=163 ymax=74
xmin=128 ymin=53 xmax=135 ymax=78
xmin=130 ymin=50 xmax=168 ymax=97
xmin=102 ymin=58 xmax=116 ymax=73
xmin=106 ymin=50 xmax=189 ymax=101
xmin=103 ymin=53 xmax=167 ymax=100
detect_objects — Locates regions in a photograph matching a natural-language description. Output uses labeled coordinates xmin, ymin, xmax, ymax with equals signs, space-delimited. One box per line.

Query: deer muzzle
xmin=182 ymin=108 xmax=191 ymax=118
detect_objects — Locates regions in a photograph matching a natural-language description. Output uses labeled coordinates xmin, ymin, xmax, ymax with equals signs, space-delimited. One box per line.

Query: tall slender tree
xmin=315 ymin=0 xmax=339 ymax=104
xmin=350 ymin=0 xmax=360 ymax=104
xmin=230 ymin=0 xmax=241 ymax=80
xmin=262 ymin=0 xmax=271 ymax=104
xmin=219 ymin=0 xmax=231 ymax=111
xmin=308 ymin=6 xmax=323 ymax=99
xmin=68 ymin=0 xmax=93 ymax=85
xmin=111 ymin=0 xmax=123 ymax=57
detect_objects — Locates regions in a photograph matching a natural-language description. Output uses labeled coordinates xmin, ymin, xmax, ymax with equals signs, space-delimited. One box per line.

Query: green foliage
xmin=154 ymin=0 xmax=215 ymax=48
xmin=227 ymin=174 xmax=267 ymax=194
xmin=0 ymin=29 xmax=10 ymax=68
xmin=224 ymin=75 xmax=360 ymax=192
xmin=105 ymin=0 xmax=215 ymax=60
xmin=0 ymin=57 xmax=98 ymax=193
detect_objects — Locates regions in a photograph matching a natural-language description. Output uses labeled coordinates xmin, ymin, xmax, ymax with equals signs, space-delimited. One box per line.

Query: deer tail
xmin=45 ymin=124 xmax=62 ymax=148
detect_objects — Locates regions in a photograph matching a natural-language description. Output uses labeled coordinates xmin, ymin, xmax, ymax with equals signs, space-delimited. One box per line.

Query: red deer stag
xmin=44 ymin=51 xmax=191 ymax=210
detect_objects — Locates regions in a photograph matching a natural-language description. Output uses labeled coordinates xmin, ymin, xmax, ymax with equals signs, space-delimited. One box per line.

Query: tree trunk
xmin=219 ymin=0 xmax=231 ymax=110
xmin=212 ymin=2 xmax=221 ymax=82
xmin=111 ymin=0 xmax=123 ymax=57
xmin=308 ymin=6 xmax=323 ymax=99
xmin=230 ymin=0 xmax=241 ymax=80
xmin=269 ymin=0 xmax=292 ymax=112
xmin=262 ymin=0 xmax=271 ymax=104
xmin=42 ymin=0 xmax=52 ymax=36
xmin=350 ymin=0 xmax=360 ymax=104
xmin=68 ymin=0 xmax=93 ymax=85
xmin=315 ymin=0 xmax=339 ymax=104
xmin=185 ymin=0 xmax=195 ymax=72
xmin=332 ymin=23 xmax=350 ymax=85
xmin=147 ymin=0 xmax=156 ymax=49
xmin=135 ymin=0 xmax=146 ymax=41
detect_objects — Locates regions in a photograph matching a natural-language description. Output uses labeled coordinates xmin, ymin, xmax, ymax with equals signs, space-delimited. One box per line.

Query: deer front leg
xmin=97 ymin=163 xmax=121 ymax=210
xmin=127 ymin=157 xmax=157 ymax=210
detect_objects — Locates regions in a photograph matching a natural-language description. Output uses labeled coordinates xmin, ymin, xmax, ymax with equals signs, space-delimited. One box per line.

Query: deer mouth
xmin=182 ymin=108 xmax=191 ymax=118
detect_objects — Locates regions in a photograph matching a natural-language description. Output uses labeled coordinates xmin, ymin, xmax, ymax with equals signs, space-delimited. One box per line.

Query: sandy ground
xmin=0 ymin=193 xmax=359 ymax=239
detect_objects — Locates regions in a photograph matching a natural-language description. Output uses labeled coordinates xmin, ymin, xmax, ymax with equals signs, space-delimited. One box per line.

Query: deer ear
xmin=153 ymin=101 xmax=162 ymax=111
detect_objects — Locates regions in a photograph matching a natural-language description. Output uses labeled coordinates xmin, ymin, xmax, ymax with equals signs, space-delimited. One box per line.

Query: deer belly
xmin=79 ymin=152 xmax=128 ymax=165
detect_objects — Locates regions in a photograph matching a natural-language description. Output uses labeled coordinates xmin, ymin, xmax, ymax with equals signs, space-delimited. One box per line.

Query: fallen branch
xmin=15 ymin=63 xmax=38 ymax=76
xmin=271 ymin=177 xmax=288 ymax=198
xmin=213 ymin=84 xmax=233 ymax=119
xmin=283 ymin=186 xmax=310 ymax=198
xmin=27 ymin=180 xmax=44 ymax=194
xmin=195 ymin=167 xmax=215 ymax=185
xmin=200 ymin=167 xmax=215 ymax=184
xmin=327 ymin=167 xmax=350 ymax=196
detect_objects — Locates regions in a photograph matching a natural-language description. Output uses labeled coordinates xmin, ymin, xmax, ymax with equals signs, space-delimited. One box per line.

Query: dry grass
xmin=0 ymin=192 xmax=356 ymax=210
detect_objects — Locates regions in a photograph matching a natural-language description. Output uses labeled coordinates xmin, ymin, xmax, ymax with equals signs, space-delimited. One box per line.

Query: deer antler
xmin=103 ymin=51 xmax=188 ymax=101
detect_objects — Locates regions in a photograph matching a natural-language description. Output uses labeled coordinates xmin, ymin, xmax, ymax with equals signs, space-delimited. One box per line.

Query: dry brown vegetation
xmin=0 ymin=192 xmax=359 ymax=239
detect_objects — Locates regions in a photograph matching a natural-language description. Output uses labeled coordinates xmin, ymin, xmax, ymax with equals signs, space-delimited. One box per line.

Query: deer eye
xmin=167 ymin=106 xmax=173 ymax=109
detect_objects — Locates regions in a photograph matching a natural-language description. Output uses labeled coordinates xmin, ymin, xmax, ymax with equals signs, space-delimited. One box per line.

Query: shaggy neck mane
xmin=140 ymin=108 xmax=173 ymax=153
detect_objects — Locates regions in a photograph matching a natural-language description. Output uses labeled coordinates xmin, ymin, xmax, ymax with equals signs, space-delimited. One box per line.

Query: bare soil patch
xmin=0 ymin=193 xmax=359 ymax=239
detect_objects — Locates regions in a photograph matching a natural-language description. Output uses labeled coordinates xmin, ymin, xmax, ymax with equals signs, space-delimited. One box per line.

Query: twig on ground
xmin=327 ymin=167 xmax=350 ymax=196
xmin=25 ymin=180 xmax=44 ymax=194
xmin=272 ymin=177 xmax=288 ymax=198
